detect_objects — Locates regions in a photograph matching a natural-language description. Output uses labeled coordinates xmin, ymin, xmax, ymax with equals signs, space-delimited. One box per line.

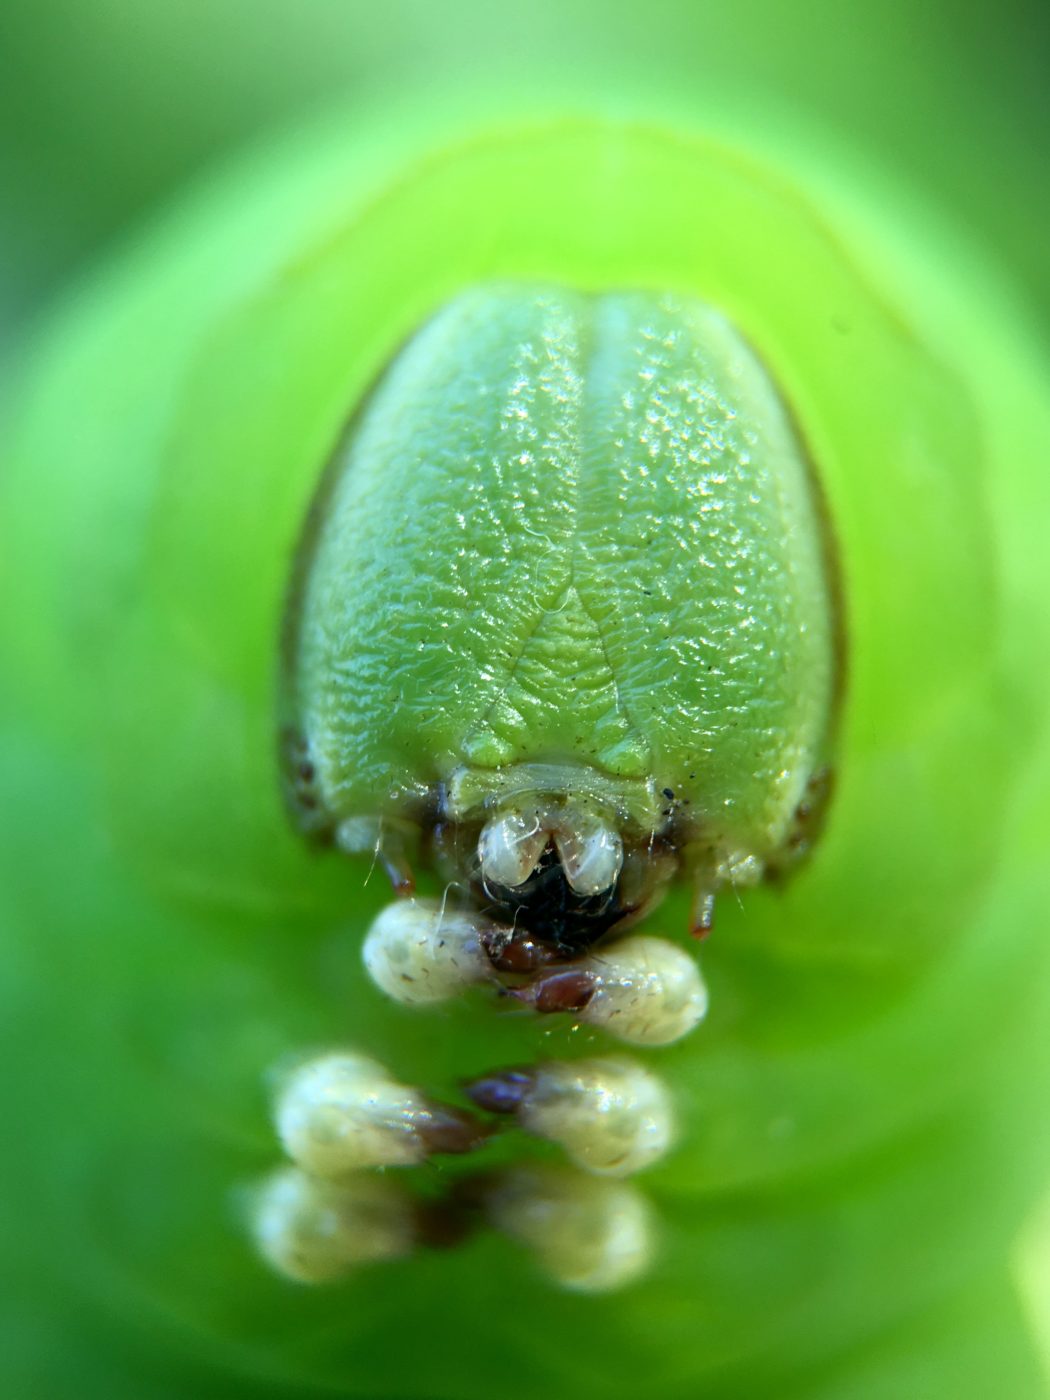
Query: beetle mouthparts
xmin=478 ymin=803 xmax=624 ymax=897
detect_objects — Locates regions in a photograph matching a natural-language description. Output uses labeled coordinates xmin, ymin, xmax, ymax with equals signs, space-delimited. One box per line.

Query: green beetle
xmin=274 ymin=288 xmax=767 ymax=1271
xmin=282 ymin=283 xmax=839 ymax=1018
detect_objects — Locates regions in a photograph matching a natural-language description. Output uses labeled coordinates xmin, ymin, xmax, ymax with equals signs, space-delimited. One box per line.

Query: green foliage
xmin=1 ymin=93 xmax=1049 ymax=1398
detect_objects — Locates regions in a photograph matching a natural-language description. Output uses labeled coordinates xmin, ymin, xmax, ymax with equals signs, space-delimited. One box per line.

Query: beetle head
xmin=434 ymin=764 xmax=678 ymax=952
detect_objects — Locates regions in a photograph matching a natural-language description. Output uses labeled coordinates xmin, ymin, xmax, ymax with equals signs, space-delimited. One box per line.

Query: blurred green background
xmin=2 ymin=0 xmax=1049 ymax=347
xmin=2 ymin=3 xmax=1050 ymax=1398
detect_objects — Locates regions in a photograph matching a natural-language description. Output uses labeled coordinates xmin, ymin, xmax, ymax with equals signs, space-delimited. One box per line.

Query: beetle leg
xmin=273 ymin=1050 xmax=487 ymax=1177
xmin=362 ymin=896 xmax=508 ymax=1005
xmin=478 ymin=925 xmax=564 ymax=974
xmin=511 ymin=968 xmax=598 ymax=1013
xmin=336 ymin=816 xmax=417 ymax=895
xmin=517 ymin=934 xmax=708 ymax=1047
xmin=249 ymin=1166 xmax=419 ymax=1284
xmin=691 ymin=883 xmax=716 ymax=939
xmin=464 ymin=1055 xmax=675 ymax=1177
xmin=478 ymin=1163 xmax=654 ymax=1293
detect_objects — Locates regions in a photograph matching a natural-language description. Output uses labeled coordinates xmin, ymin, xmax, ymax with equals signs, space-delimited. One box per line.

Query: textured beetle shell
xmin=284 ymin=285 xmax=838 ymax=864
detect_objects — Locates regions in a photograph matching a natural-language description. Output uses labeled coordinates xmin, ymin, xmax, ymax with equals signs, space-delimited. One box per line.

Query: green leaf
xmin=2 ymin=94 xmax=1049 ymax=1398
